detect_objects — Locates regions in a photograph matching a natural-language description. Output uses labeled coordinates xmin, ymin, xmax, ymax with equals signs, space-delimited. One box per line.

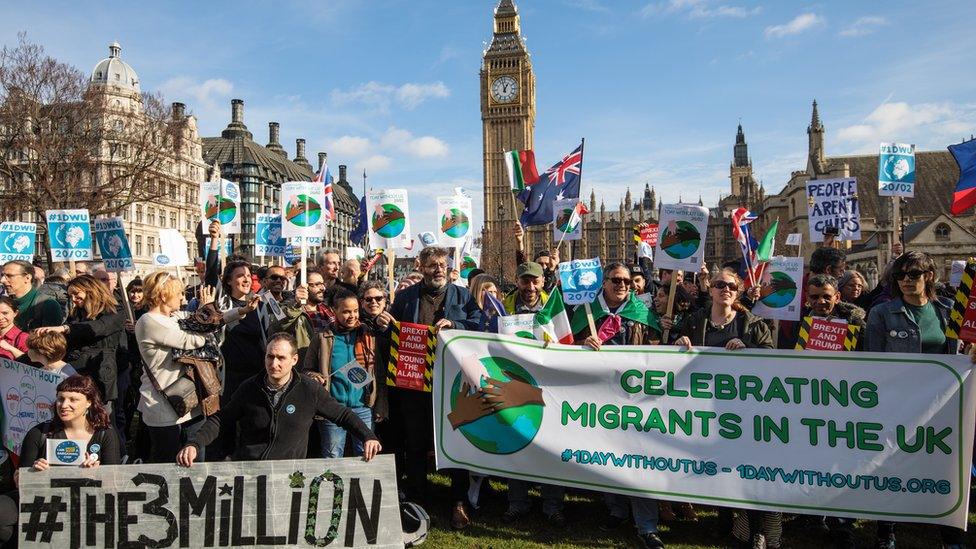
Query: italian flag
xmin=534 ymin=288 xmax=574 ymax=344
xmin=504 ymin=149 xmax=541 ymax=192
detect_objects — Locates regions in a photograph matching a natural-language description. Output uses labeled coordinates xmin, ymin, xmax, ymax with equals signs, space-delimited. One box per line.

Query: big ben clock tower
xmin=481 ymin=0 xmax=536 ymax=283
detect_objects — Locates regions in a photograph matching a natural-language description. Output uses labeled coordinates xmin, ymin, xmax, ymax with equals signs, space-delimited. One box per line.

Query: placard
xmin=498 ymin=314 xmax=536 ymax=339
xmin=18 ymin=456 xmax=402 ymax=548
xmin=654 ymin=204 xmax=709 ymax=270
xmin=386 ymin=321 xmax=434 ymax=392
xmin=45 ymin=438 xmax=88 ymax=466
xmin=558 ymin=258 xmax=603 ymax=305
xmin=750 ymin=256 xmax=803 ymax=321
xmin=634 ymin=223 xmax=659 ymax=247
xmin=45 ymin=209 xmax=92 ymax=261
xmin=436 ymin=195 xmax=472 ymax=246
xmin=158 ymin=229 xmax=191 ymax=267
xmin=0 ymin=222 xmax=36 ymax=262
xmin=255 ymin=213 xmax=286 ymax=257
xmin=785 ymin=233 xmax=802 ymax=247
xmin=281 ymin=181 xmax=326 ymax=239
xmin=0 ymin=357 xmax=64 ymax=455
xmin=346 ymin=247 xmax=366 ymax=261
xmin=806 ymin=178 xmax=861 ymax=242
xmin=795 ymin=316 xmax=860 ymax=351
xmin=93 ymin=217 xmax=134 ymax=272
xmin=947 ymin=261 xmax=976 ymax=342
xmin=878 ymin=143 xmax=916 ymax=197
xmin=367 ymin=189 xmax=411 ymax=250
xmin=199 ymin=178 xmax=241 ymax=234
xmin=552 ymin=199 xmax=584 ymax=242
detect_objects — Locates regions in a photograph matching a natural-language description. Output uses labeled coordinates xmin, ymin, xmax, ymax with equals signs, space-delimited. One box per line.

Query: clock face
xmin=491 ymin=76 xmax=518 ymax=103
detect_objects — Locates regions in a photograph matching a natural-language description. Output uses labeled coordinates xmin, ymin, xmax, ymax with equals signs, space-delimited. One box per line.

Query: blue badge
xmin=89 ymin=443 xmax=101 ymax=455
xmin=286 ymin=404 xmax=296 ymax=414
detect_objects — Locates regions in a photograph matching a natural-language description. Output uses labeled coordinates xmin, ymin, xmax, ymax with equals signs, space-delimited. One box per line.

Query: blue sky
xmin=3 ymin=0 xmax=974 ymax=238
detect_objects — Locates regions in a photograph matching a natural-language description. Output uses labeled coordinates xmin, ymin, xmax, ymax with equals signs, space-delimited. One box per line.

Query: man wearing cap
xmin=514 ymin=221 xmax=559 ymax=292
xmin=500 ymin=261 xmax=567 ymax=525
xmin=629 ymin=264 xmax=647 ymax=295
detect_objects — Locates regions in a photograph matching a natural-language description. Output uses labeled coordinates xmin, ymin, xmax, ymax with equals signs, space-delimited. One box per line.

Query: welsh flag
xmin=534 ymin=288 xmax=573 ymax=344
xmin=504 ymin=149 xmax=541 ymax=192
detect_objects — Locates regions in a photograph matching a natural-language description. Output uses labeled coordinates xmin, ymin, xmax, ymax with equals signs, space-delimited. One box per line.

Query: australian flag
xmin=518 ymin=142 xmax=583 ymax=226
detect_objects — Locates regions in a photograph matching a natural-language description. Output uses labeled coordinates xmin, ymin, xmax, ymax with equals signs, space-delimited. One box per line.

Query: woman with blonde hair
xmin=36 ymin=274 xmax=124 ymax=412
xmin=469 ymin=274 xmax=501 ymax=332
xmin=135 ymin=271 xmax=254 ymax=463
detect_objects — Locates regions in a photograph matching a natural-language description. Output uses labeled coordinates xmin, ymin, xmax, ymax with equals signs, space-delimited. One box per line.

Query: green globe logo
xmin=204 ymin=195 xmax=237 ymax=225
xmin=285 ymin=195 xmax=322 ymax=227
xmin=759 ymin=271 xmax=798 ymax=308
xmin=372 ymin=204 xmax=406 ymax=238
xmin=660 ymin=220 xmax=701 ymax=260
xmin=450 ymin=356 xmax=543 ymax=455
xmin=441 ymin=208 xmax=469 ymax=238
xmin=555 ymin=207 xmax=579 ymax=234
xmin=460 ymin=255 xmax=478 ymax=279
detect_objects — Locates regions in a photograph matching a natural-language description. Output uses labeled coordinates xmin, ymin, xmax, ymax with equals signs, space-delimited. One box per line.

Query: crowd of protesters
xmin=0 ymin=217 xmax=969 ymax=549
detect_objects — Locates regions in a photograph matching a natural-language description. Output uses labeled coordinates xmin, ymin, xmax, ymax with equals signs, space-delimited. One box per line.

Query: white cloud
xmin=331 ymin=81 xmax=450 ymax=111
xmin=839 ymin=16 xmax=887 ymax=37
xmin=328 ymin=135 xmax=372 ymax=157
xmin=764 ymin=13 xmax=823 ymax=38
xmin=640 ymin=0 xmax=761 ymax=19
xmin=379 ymin=127 xmax=449 ymax=158
xmin=835 ymin=101 xmax=976 ymax=151
xmin=158 ymin=76 xmax=233 ymax=108
xmin=565 ymin=0 xmax=611 ymax=13
xmin=357 ymin=155 xmax=392 ymax=173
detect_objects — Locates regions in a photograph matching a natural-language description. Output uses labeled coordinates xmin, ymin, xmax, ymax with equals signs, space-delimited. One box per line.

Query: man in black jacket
xmin=176 ymin=332 xmax=380 ymax=465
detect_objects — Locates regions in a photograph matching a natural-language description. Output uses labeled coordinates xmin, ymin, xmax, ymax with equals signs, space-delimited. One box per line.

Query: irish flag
xmin=534 ymin=288 xmax=574 ymax=344
xmin=504 ymin=149 xmax=541 ymax=192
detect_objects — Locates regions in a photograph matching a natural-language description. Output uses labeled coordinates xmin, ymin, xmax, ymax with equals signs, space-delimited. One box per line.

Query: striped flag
xmin=534 ymin=288 xmax=573 ymax=344
xmin=504 ymin=149 xmax=541 ymax=192
xmin=313 ymin=163 xmax=335 ymax=222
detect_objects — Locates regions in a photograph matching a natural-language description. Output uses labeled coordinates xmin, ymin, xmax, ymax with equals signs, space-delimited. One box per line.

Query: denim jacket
xmin=865 ymin=297 xmax=958 ymax=355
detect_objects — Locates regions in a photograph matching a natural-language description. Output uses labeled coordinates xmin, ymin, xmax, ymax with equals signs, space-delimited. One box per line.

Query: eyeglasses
xmin=609 ymin=277 xmax=631 ymax=286
xmin=0 ymin=272 xmax=24 ymax=279
xmin=711 ymin=280 xmax=739 ymax=292
xmin=362 ymin=295 xmax=385 ymax=303
xmin=893 ymin=270 xmax=928 ymax=281
xmin=266 ymin=275 xmax=287 ymax=282
xmin=424 ymin=263 xmax=448 ymax=272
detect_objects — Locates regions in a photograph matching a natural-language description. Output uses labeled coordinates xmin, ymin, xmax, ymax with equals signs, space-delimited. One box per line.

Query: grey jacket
xmin=865 ymin=297 xmax=958 ymax=355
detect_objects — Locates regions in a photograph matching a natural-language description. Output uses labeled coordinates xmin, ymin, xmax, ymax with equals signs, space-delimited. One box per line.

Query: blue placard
xmin=204 ymin=237 xmax=233 ymax=261
xmin=284 ymin=245 xmax=301 ymax=265
xmin=558 ymin=257 xmax=603 ymax=305
xmin=0 ymin=222 xmax=36 ymax=262
xmin=878 ymin=143 xmax=916 ymax=198
xmin=255 ymin=214 xmax=286 ymax=257
xmin=93 ymin=217 xmax=133 ymax=272
xmin=46 ymin=209 xmax=92 ymax=261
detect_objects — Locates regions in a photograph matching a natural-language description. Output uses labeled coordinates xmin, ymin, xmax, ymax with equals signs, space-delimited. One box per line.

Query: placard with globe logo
xmin=45 ymin=209 xmax=92 ymax=261
xmin=198 ymin=179 xmax=241 ymax=234
xmin=280 ymin=181 xmax=326 ymax=238
xmin=654 ymin=204 xmax=709 ymax=270
xmin=552 ymin=198 xmax=584 ymax=241
xmin=93 ymin=217 xmax=133 ymax=272
xmin=750 ymin=256 xmax=804 ymax=321
xmin=436 ymin=195 xmax=472 ymax=246
xmin=255 ymin=213 xmax=286 ymax=257
xmin=460 ymin=252 xmax=479 ymax=279
xmin=0 ymin=222 xmax=36 ymax=262
xmin=367 ymin=189 xmax=411 ymax=249
xmin=558 ymin=257 xmax=603 ymax=305
xmin=878 ymin=142 xmax=916 ymax=198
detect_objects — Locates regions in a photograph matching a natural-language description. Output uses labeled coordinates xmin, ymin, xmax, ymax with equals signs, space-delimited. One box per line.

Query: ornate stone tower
xmin=730 ymin=123 xmax=757 ymax=207
xmin=481 ymin=0 xmax=536 ymax=283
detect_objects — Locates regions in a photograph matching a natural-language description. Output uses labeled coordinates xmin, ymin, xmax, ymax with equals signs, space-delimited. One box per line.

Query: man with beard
xmin=779 ymin=274 xmax=865 ymax=350
xmin=272 ymin=270 xmax=332 ymax=365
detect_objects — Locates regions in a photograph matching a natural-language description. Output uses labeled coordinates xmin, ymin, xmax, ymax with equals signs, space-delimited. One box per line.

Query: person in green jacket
xmin=2 ymin=260 xmax=63 ymax=331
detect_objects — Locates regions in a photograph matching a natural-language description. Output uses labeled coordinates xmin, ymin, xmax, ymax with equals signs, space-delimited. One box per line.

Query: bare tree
xmin=0 ymin=33 xmax=187 ymax=265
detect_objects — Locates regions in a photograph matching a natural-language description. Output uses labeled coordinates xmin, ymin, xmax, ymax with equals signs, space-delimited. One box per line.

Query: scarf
xmin=570 ymin=291 xmax=660 ymax=337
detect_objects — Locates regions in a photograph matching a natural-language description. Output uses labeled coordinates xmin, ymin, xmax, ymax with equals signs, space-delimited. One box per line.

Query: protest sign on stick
xmin=93 ymin=217 xmax=134 ymax=272
xmin=0 ymin=222 xmax=36 ymax=262
xmin=437 ymin=195 xmax=472 ymax=246
xmin=45 ymin=209 xmax=92 ymax=262
xmin=654 ymin=204 xmax=709 ymax=271
xmin=367 ymin=189 xmax=411 ymax=250
xmin=199 ymin=178 xmax=241 ymax=234
xmin=751 ymin=257 xmax=803 ymax=321
xmin=255 ymin=213 xmax=286 ymax=257
xmin=806 ymin=178 xmax=861 ymax=242
xmin=878 ymin=143 xmax=916 ymax=198
xmin=387 ymin=321 xmax=435 ymax=392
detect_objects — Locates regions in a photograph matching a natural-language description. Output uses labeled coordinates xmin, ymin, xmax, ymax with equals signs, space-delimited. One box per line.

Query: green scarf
xmin=570 ymin=291 xmax=660 ymax=335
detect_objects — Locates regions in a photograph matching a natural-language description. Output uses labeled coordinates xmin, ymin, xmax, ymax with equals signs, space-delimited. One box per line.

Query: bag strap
xmin=145 ymin=357 xmax=183 ymax=415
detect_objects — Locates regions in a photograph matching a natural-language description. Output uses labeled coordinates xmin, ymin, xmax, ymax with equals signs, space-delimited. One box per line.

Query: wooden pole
xmin=661 ymin=270 xmax=682 ymax=343
xmin=299 ymin=238 xmax=308 ymax=305
xmin=68 ymin=259 xmax=76 ymax=279
xmin=583 ymin=302 xmax=598 ymax=338
xmin=387 ymin=250 xmax=396 ymax=299
xmin=116 ymin=272 xmax=133 ymax=322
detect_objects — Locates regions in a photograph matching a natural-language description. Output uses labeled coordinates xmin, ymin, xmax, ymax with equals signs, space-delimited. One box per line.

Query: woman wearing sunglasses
xmin=672 ymin=269 xmax=777 ymax=548
xmin=865 ymin=251 xmax=969 ymax=549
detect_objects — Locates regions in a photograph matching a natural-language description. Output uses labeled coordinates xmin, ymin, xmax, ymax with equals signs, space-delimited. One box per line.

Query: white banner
xmin=433 ymin=332 xmax=976 ymax=528
xmin=0 ymin=358 xmax=65 ymax=456
xmin=281 ymin=181 xmax=327 ymax=239
xmin=751 ymin=256 xmax=803 ymax=321
xmin=806 ymin=178 xmax=861 ymax=242
xmin=19 ymin=456 xmax=402 ymax=548
xmin=157 ymin=229 xmax=190 ymax=267
xmin=199 ymin=179 xmax=241 ymax=234
xmin=654 ymin=204 xmax=709 ymax=270
xmin=436 ymin=195 xmax=472 ymax=246
xmin=367 ymin=189 xmax=411 ymax=250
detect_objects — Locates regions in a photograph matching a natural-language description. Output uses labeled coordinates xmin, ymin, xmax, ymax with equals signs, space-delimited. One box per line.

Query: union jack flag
xmin=731 ymin=207 xmax=763 ymax=287
xmin=545 ymin=144 xmax=583 ymax=185
xmin=313 ymin=163 xmax=335 ymax=222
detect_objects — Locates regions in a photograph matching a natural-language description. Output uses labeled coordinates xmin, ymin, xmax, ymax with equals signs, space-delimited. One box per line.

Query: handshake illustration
xmin=447 ymin=369 xmax=544 ymax=430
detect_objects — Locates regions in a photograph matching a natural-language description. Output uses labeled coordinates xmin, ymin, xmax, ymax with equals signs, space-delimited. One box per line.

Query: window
xmin=170 ymin=212 xmax=177 ymax=228
xmin=135 ymin=205 xmax=143 ymax=223
xmin=148 ymin=208 xmax=156 ymax=225
xmin=147 ymin=236 xmax=155 ymax=254
xmin=135 ymin=235 xmax=142 ymax=256
xmin=935 ymin=223 xmax=951 ymax=241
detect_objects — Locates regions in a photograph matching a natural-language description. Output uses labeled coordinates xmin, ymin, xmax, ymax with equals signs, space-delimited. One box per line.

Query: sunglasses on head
xmin=609 ymin=277 xmax=631 ymax=285
xmin=711 ymin=280 xmax=739 ymax=292
xmin=893 ymin=269 xmax=929 ymax=281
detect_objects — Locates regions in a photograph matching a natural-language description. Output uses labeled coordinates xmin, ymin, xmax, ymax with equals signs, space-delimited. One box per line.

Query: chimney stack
xmin=231 ymin=99 xmax=244 ymax=124
xmin=221 ymin=99 xmax=252 ymax=140
xmin=318 ymin=152 xmax=327 ymax=171
xmin=295 ymin=138 xmax=307 ymax=161
xmin=339 ymin=164 xmax=347 ymax=182
xmin=266 ymin=122 xmax=286 ymax=157
xmin=171 ymin=102 xmax=185 ymax=119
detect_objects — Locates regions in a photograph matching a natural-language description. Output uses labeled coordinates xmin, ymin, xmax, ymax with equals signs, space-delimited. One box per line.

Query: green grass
xmin=420 ymin=474 xmax=976 ymax=548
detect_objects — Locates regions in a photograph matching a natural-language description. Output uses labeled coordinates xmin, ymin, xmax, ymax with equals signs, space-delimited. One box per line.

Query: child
xmin=26 ymin=330 xmax=78 ymax=377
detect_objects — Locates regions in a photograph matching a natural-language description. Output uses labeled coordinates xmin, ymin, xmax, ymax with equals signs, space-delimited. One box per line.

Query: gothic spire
xmin=807 ymin=99 xmax=827 ymax=175
xmin=810 ymin=99 xmax=822 ymax=130
xmin=734 ymin=122 xmax=750 ymax=168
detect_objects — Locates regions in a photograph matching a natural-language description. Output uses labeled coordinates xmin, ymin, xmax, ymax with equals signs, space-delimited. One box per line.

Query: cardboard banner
xmin=367 ymin=189 xmax=411 ymax=250
xmin=1 ymin=358 xmax=65 ymax=455
xmin=281 ymin=181 xmax=326 ymax=239
xmin=947 ymin=260 xmax=976 ymax=343
xmin=552 ymin=199 xmax=584 ymax=242
xmin=878 ymin=143 xmax=916 ymax=198
xmin=436 ymin=195 xmax=472 ymax=246
xmin=45 ymin=209 xmax=92 ymax=261
xmin=158 ymin=229 xmax=191 ymax=267
xmin=785 ymin=233 xmax=802 ymax=247
xmin=255 ymin=213 xmax=286 ymax=257
xmin=93 ymin=217 xmax=134 ymax=272
xmin=433 ymin=332 xmax=976 ymax=528
xmin=557 ymin=258 xmax=603 ymax=305
xmin=387 ymin=321 xmax=435 ymax=392
xmin=0 ymin=222 xmax=36 ymax=262
xmin=18 ymin=456 xmax=402 ymax=548
xmin=806 ymin=178 xmax=861 ymax=242
xmin=795 ymin=316 xmax=861 ymax=351
xmin=751 ymin=257 xmax=803 ymax=321
xmin=199 ymin=178 xmax=241 ymax=234
xmin=654 ymin=204 xmax=709 ymax=270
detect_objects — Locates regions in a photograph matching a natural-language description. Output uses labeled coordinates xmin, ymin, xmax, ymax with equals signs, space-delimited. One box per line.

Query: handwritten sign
xmin=0 ymin=358 xmax=65 ymax=455
xmin=806 ymin=178 xmax=860 ymax=242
